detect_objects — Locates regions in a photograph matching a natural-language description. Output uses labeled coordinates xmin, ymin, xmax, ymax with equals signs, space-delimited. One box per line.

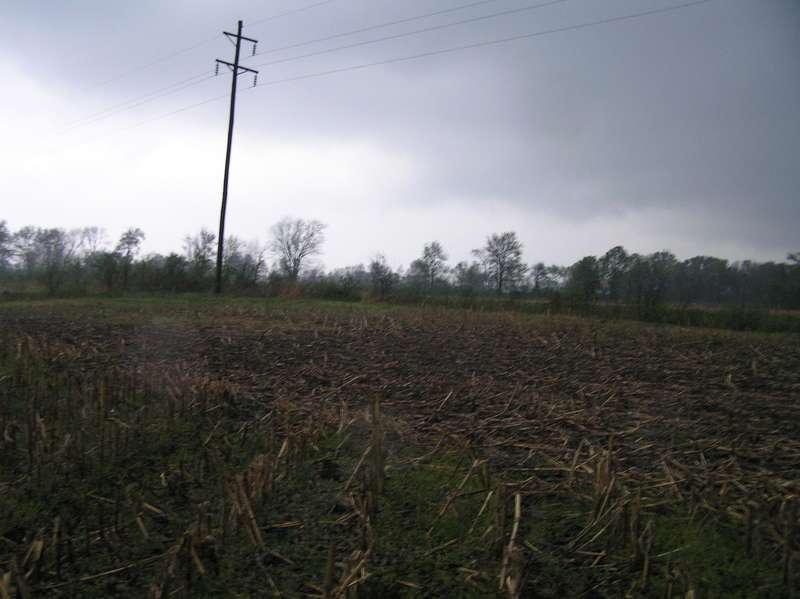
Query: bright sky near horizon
xmin=1 ymin=0 xmax=798 ymax=272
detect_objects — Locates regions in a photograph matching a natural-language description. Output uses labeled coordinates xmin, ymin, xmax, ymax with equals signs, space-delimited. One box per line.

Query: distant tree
xmin=599 ymin=246 xmax=633 ymax=302
xmin=452 ymin=261 xmax=486 ymax=294
xmin=320 ymin=265 xmax=368 ymax=301
xmin=369 ymin=254 xmax=398 ymax=301
xmin=411 ymin=241 xmax=449 ymax=293
xmin=676 ymin=256 xmax=732 ymax=306
xmin=567 ymin=256 xmax=602 ymax=303
xmin=184 ymin=228 xmax=216 ymax=289
xmin=80 ymin=226 xmax=109 ymax=257
xmin=11 ymin=226 xmax=40 ymax=277
xmin=223 ymin=236 xmax=266 ymax=289
xmin=36 ymin=228 xmax=78 ymax=296
xmin=268 ymin=217 xmax=326 ymax=280
xmin=115 ymin=228 xmax=144 ymax=292
xmin=94 ymin=251 xmax=121 ymax=292
xmin=72 ymin=227 xmax=108 ymax=279
xmin=472 ymin=232 xmax=526 ymax=295
xmin=627 ymin=251 xmax=677 ymax=317
xmin=786 ymin=252 xmax=800 ymax=310
xmin=0 ymin=221 xmax=12 ymax=271
xmin=547 ymin=265 xmax=569 ymax=288
xmin=163 ymin=253 xmax=190 ymax=292
xmin=528 ymin=262 xmax=553 ymax=295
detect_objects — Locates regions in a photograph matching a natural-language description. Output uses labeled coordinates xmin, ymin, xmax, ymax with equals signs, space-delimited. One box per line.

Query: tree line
xmin=1 ymin=218 xmax=798 ymax=312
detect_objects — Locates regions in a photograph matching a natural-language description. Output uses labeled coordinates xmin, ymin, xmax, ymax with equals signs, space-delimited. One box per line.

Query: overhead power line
xmin=0 ymin=73 xmax=216 ymax=155
xmin=251 ymin=0 xmax=505 ymax=57
xmin=0 ymin=0 xmax=337 ymax=128
xmin=247 ymin=0 xmax=341 ymax=27
xmin=0 ymin=37 xmax=221 ymax=128
xmin=1 ymin=0 xmax=716 ymax=168
xmin=0 ymin=92 xmax=230 ymax=169
xmin=249 ymin=0 xmax=570 ymax=70
xmin=250 ymin=0 xmax=716 ymax=87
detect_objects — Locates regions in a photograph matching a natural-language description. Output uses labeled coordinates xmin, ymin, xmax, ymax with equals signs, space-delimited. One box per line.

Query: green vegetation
xmin=2 ymin=220 xmax=800 ymax=335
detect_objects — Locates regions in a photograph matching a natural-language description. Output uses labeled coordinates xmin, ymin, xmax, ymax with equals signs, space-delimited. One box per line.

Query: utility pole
xmin=214 ymin=21 xmax=258 ymax=294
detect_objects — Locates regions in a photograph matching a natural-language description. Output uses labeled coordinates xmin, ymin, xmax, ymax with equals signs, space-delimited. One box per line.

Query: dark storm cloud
xmin=245 ymin=0 xmax=800 ymax=252
xmin=1 ymin=0 xmax=798 ymax=264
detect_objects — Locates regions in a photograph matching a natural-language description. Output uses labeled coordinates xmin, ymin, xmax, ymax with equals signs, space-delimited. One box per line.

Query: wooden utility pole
xmin=215 ymin=21 xmax=258 ymax=294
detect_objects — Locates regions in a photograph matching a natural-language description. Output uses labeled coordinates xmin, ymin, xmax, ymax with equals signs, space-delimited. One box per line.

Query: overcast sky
xmin=1 ymin=0 xmax=798 ymax=272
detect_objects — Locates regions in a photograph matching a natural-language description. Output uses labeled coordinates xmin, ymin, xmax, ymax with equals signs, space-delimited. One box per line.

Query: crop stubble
xmin=1 ymin=301 xmax=799 ymax=597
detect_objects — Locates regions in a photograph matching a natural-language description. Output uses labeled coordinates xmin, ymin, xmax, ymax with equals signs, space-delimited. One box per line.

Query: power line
xmin=1 ymin=0 xmax=716 ymax=167
xmin=251 ymin=0 xmax=505 ymax=58
xmin=0 ymin=37 xmax=221 ymax=128
xmin=0 ymin=93 xmax=230 ymax=169
xmin=0 ymin=0 xmax=338 ymax=128
xmin=251 ymin=0 xmax=716 ymax=87
xmin=0 ymin=72 xmax=216 ymax=155
xmin=249 ymin=0 xmax=571 ymax=70
xmin=247 ymin=0 xmax=341 ymax=27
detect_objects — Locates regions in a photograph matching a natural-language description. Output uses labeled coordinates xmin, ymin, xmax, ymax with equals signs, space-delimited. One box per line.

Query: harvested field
xmin=1 ymin=297 xmax=799 ymax=598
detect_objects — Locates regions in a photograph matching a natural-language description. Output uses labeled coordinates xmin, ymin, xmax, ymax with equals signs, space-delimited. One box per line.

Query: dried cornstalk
xmin=334 ymin=547 xmax=374 ymax=599
xmin=639 ymin=520 xmax=655 ymax=590
xmin=0 ymin=573 xmax=11 ymax=599
xmin=499 ymin=493 xmax=524 ymax=595
xmin=343 ymin=446 xmax=372 ymax=493
xmin=323 ymin=539 xmax=337 ymax=599
xmin=236 ymin=474 xmax=265 ymax=549
xmin=469 ymin=490 xmax=495 ymax=534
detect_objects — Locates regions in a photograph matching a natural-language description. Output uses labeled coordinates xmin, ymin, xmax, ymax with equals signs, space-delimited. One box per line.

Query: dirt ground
xmin=7 ymin=304 xmax=800 ymax=490
xmin=3 ymin=301 xmax=799 ymax=596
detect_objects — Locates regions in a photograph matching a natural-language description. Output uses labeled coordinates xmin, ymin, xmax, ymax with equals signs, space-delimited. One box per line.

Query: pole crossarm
xmin=224 ymin=30 xmax=258 ymax=45
xmin=215 ymin=59 xmax=259 ymax=76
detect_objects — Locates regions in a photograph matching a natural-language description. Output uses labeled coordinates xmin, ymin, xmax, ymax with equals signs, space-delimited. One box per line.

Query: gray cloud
xmin=1 ymin=0 xmax=798 ymax=267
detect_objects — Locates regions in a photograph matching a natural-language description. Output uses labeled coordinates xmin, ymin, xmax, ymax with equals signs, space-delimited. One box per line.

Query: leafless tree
xmin=409 ymin=241 xmax=449 ymax=293
xmin=80 ymin=226 xmax=109 ymax=257
xmin=268 ymin=217 xmax=326 ymax=279
xmin=472 ymin=232 xmax=526 ymax=295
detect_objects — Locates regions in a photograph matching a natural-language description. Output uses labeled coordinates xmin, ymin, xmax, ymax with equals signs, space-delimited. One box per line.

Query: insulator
xmin=253 ymin=74 xmax=258 ymax=87
xmin=252 ymin=43 xmax=257 ymax=56
xmin=215 ymin=63 xmax=219 ymax=76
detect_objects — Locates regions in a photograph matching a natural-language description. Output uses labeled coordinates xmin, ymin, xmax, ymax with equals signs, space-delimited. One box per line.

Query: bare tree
xmin=472 ymin=232 xmax=526 ymax=295
xmin=268 ymin=217 xmax=326 ymax=279
xmin=409 ymin=241 xmax=449 ymax=293
xmin=80 ymin=227 xmax=109 ymax=257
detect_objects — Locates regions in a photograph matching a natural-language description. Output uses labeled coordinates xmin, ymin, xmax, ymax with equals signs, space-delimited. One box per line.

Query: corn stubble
xmin=0 ymin=301 xmax=798 ymax=597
